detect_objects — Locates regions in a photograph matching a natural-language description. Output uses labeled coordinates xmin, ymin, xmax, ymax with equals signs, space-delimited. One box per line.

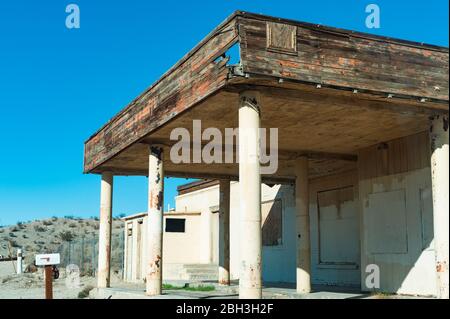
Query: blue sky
xmin=0 ymin=1 xmax=448 ymax=226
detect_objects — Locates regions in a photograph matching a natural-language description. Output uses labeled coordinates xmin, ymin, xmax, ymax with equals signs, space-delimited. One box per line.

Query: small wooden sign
xmin=35 ymin=253 xmax=60 ymax=266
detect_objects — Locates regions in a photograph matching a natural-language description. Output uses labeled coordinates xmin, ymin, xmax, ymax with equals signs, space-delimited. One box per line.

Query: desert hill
xmin=0 ymin=216 xmax=125 ymax=272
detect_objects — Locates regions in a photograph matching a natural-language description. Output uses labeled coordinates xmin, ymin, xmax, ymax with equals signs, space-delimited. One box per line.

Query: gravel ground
xmin=0 ymin=268 xmax=98 ymax=299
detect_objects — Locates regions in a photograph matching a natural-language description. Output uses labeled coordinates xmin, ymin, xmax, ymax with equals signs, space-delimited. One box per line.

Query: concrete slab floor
xmin=89 ymin=282 xmax=432 ymax=299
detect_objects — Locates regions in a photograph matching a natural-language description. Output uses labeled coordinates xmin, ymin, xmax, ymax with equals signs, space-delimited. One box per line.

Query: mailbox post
xmin=35 ymin=253 xmax=60 ymax=299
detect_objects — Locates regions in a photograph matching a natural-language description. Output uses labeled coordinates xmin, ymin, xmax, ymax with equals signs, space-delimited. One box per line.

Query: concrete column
xmin=97 ymin=172 xmax=113 ymax=288
xmin=430 ymin=114 xmax=449 ymax=299
xmin=123 ymin=224 xmax=128 ymax=281
xmin=219 ymin=179 xmax=231 ymax=285
xmin=131 ymin=219 xmax=139 ymax=282
xmin=146 ymin=145 xmax=164 ymax=296
xmin=16 ymin=249 xmax=23 ymax=275
xmin=142 ymin=217 xmax=149 ymax=283
xmin=238 ymin=91 xmax=262 ymax=299
xmin=295 ymin=157 xmax=311 ymax=294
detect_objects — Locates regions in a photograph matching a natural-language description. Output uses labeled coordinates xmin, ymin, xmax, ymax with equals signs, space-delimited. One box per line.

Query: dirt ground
xmin=0 ymin=265 xmax=143 ymax=299
xmin=1 ymin=265 xmax=430 ymax=299
xmin=0 ymin=217 xmax=125 ymax=299
xmin=0 ymin=267 xmax=95 ymax=299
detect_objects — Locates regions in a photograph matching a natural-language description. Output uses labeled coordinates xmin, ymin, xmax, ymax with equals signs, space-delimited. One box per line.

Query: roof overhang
xmin=84 ymin=11 xmax=449 ymax=180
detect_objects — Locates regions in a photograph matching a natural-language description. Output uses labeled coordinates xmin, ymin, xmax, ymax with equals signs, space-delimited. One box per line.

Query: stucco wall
xmin=359 ymin=168 xmax=437 ymax=296
xmin=175 ymin=188 xmax=220 ymax=264
xmin=163 ymin=213 xmax=203 ymax=264
xmin=176 ymin=182 xmax=298 ymax=283
xmin=123 ymin=212 xmax=205 ymax=282
xmin=357 ymin=132 xmax=437 ymax=296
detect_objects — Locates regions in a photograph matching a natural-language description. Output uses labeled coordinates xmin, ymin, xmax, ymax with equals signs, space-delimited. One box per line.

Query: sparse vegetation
xmin=17 ymin=222 xmax=26 ymax=229
xmin=0 ymin=217 xmax=124 ymax=269
xmin=58 ymin=230 xmax=75 ymax=242
xmin=2 ymin=276 xmax=13 ymax=284
xmin=8 ymin=240 xmax=19 ymax=248
xmin=371 ymin=291 xmax=395 ymax=299
xmin=78 ymin=285 xmax=94 ymax=299
xmin=162 ymin=284 xmax=215 ymax=292
xmin=34 ymin=225 xmax=46 ymax=232
xmin=43 ymin=220 xmax=53 ymax=226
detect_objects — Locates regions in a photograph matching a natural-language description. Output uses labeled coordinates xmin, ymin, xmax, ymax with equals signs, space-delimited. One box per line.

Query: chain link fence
xmin=56 ymin=232 xmax=124 ymax=277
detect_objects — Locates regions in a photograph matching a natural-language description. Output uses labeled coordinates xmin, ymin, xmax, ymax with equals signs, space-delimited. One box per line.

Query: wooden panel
xmin=266 ymin=22 xmax=297 ymax=54
xmin=358 ymin=131 xmax=431 ymax=180
xmin=238 ymin=16 xmax=449 ymax=101
xmin=84 ymin=18 xmax=238 ymax=173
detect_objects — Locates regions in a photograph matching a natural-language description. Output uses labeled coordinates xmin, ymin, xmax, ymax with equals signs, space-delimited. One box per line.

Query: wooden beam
xmin=225 ymin=81 xmax=449 ymax=114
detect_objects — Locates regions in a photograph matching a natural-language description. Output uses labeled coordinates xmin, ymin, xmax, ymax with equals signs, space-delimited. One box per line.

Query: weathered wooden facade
xmin=84 ymin=11 xmax=449 ymax=298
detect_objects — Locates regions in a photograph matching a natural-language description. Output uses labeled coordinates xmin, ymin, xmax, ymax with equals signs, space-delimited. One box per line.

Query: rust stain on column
xmin=430 ymin=114 xmax=449 ymax=299
xmin=146 ymin=145 xmax=164 ymax=296
xmin=238 ymin=91 xmax=262 ymax=299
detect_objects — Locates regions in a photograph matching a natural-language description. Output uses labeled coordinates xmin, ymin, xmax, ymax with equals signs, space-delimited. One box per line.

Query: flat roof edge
xmin=236 ymin=11 xmax=449 ymax=52
xmin=84 ymin=11 xmax=241 ymax=145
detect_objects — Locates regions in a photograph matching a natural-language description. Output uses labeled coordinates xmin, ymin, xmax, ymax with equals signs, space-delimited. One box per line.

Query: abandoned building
xmin=123 ymin=181 xmax=292 ymax=284
xmin=83 ymin=11 xmax=449 ymax=298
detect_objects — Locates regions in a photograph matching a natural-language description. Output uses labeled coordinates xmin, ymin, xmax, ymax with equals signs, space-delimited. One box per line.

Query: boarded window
xmin=261 ymin=200 xmax=282 ymax=246
xmin=419 ymin=187 xmax=434 ymax=250
xmin=266 ymin=22 xmax=297 ymax=55
xmin=165 ymin=218 xmax=186 ymax=233
xmin=367 ymin=189 xmax=408 ymax=254
xmin=317 ymin=186 xmax=359 ymax=264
